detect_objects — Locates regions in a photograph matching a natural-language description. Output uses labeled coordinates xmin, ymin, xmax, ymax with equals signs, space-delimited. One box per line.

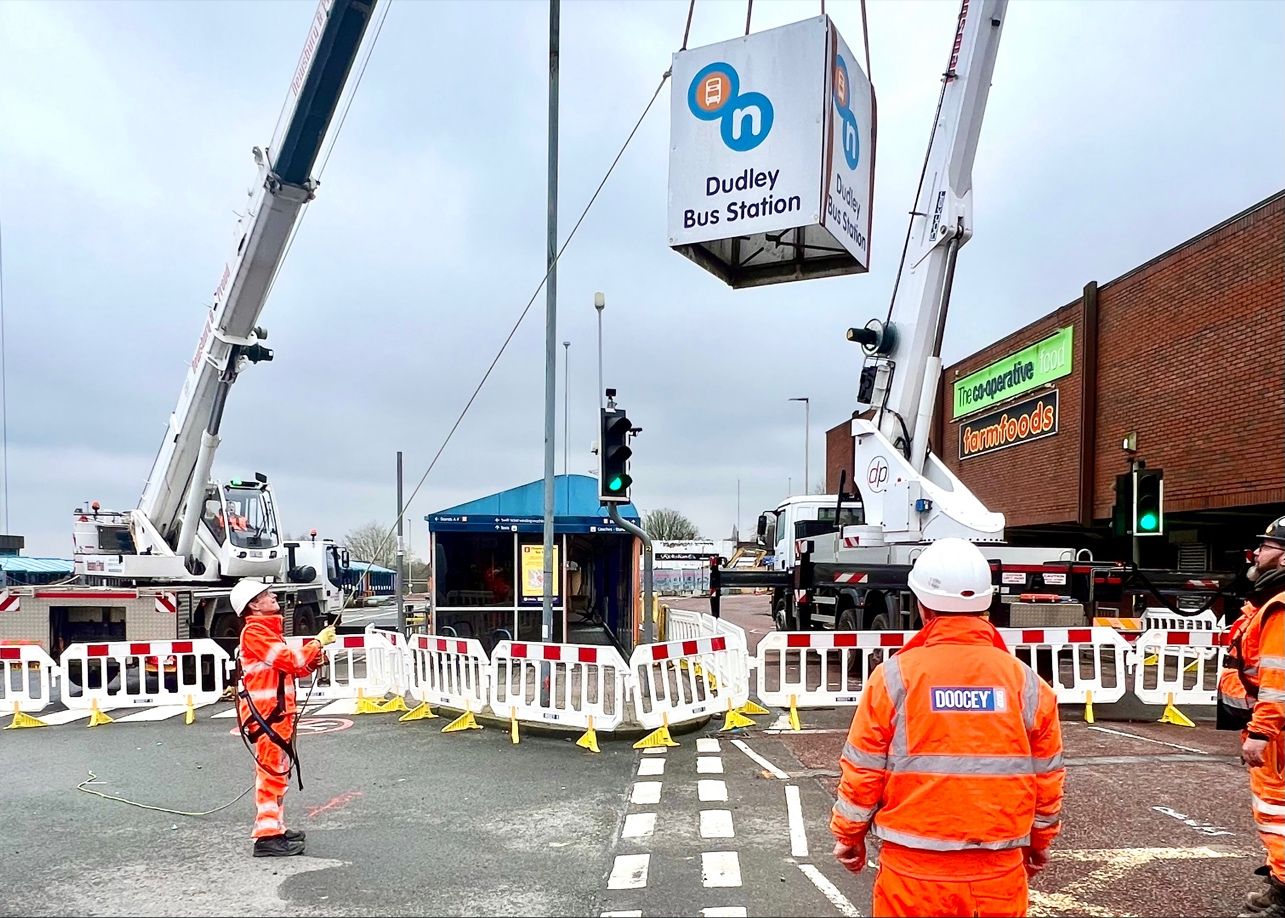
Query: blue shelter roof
xmin=426 ymin=474 xmax=640 ymax=535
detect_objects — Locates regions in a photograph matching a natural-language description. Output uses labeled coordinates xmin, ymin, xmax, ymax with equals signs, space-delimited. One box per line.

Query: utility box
xmin=668 ymin=15 xmax=876 ymax=288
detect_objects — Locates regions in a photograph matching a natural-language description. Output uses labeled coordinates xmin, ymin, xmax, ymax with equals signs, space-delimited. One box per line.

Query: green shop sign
xmin=952 ymin=326 xmax=1074 ymax=420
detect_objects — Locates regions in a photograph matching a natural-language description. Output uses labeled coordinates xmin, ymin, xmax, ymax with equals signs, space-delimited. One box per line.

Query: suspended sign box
xmin=668 ymin=15 xmax=876 ymax=288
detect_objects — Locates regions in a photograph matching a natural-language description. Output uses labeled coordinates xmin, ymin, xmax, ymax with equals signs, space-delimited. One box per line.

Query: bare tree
xmin=642 ymin=508 xmax=700 ymax=540
xmin=343 ymin=522 xmax=398 ymax=569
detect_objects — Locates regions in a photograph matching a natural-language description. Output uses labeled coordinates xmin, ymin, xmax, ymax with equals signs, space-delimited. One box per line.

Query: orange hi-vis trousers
xmin=252 ymin=736 xmax=292 ymax=839
xmin=1251 ymin=732 xmax=1285 ymax=883
xmin=873 ymin=845 xmax=1029 ymax=918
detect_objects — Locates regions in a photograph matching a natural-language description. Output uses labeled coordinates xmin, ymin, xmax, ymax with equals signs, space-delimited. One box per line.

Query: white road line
xmin=607 ymin=853 xmax=650 ymax=890
xmin=700 ymin=809 xmax=735 ymax=838
xmin=701 ymin=909 xmax=747 ymax=917
xmin=631 ymin=782 xmax=662 ymax=805
xmin=1087 ymin=725 xmax=1212 ymax=756
xmin=698 ymin=779 xmax=728 ymax=802
xmin=601 ymin=912 xmax=643 ymax=917
xmin=638 ymin=758 xmax=665 ymax=777
xmin=312 ymin=697 xmax=358 ymax=716
xmin=36 ymin=708 xmax=104 ymax=726
xmin=621 ymin=812 xmax=657 ymax=839
xmin=785 ymin=784 xmax=808 ymax=857
xmin=114 ymin=705 xmax=190 ymax=722
xmin=697 ymin=737 xmax=721 ymax=753
xmin=642 ymin=746 xmax=667 ymax=755
xmin=697 ymin=756 xmax=724 ymax=774
xmin=210 ymin=708 xmax=238 ymax=719
xmin=701 ymin=851 xmax=742 ymax=888
xmin=798 ymin=863 xmax=862 ymax=917
xmin=768 ymin=713 xmax=792 ymax=731
xmin=730 ymin=738 xmax=789 ymax=779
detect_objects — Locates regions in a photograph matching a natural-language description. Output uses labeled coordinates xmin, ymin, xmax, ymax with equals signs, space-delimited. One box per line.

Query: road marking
xmin=701 ymin=909 xmax=747 ymax=917
xmin=607 ymin=853 xmax=650 ymax=890
xmin=701 ymin=851 xmax=742 ymax=888
xmin=785 ymin=784 xmax=809 ymax=857
xmin=306 ymin=790 xmax=363 ymax=818
xmin=601 ymin=912 xmax=642 ymax=917
xmin=700 ymin=809 xmax=735 ymax=838
xmin=697 ymin=756 xmax=724 ymax=774
xmin=697 ymin=737 xmax=721 ymax=753
xmin=797 ymin=863 xmax=862 ymax=917
xmin=730 ymin=739 xmax=789 ymax=779
xmin=765 ymin=727 xmax=848 ymax=735
xmin=38 ymin=708 xmax=110 ymax=726
xmin=312 ymin=697 xmax=358 ymax=716
xmin=631 ymin=782 xmax=662 ymax=805
xmin=642 ymin=746 xmax=667 ymax=755
xmin=638 ymin=758 xmax=665 ymax=777
xmin=621 ymin=813 xmax=656 ymax=839
xmin=113 ymin=704 xmax=193 ymax=722
xmin=1087 ymin=725 xmax=1212 ymax=756
xmin=698 ymin=779 xmax=728 ymax=802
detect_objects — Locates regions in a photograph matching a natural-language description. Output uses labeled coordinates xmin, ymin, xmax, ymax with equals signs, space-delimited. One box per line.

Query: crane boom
xmin=137 ymin=0 xmax=375 ymax=556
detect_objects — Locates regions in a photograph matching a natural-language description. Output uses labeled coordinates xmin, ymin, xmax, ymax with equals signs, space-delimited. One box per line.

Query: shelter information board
xmin=520 ymin=544 xmax=560 ymax=604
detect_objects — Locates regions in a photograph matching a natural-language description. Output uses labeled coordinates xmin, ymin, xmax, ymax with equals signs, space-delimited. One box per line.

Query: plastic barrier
xmin=489 ymin=640 xmax=630 ymax=731
xmin=1131 ymin=629 xmax=1228 ymax=709
xmin=1141 ymin=609 xmax=1222 ymax=632
xmin=59 ymin=639 xmax=229 ymax=711
xmin=630 ymin=635 xmax=749 ymax=729
xmin=295 ymin=632 xmax=400 ymax=702
xmin=665 ymin=607 xmax=707 ymax=644
xmin=997 ymin=627 xmax=1132 ymax=706
xmin=1 ymin=644 xmax=58 ymax=714
xmin=407 ymin=634 xmax=491 ymax=714
xmin=364 ymin=624 xmax=410 ymax=698
xmin=755 ymin=631 xmax=910 ymax=709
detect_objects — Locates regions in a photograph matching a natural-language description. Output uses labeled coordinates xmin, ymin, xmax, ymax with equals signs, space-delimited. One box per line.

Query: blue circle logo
xmin=832 ymin=55 xmax=860 ymax=170
xmin=688 ymin=62 xmax=774 ymax=152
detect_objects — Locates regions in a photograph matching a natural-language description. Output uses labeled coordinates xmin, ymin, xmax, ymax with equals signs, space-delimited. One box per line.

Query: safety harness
xmin=232 ymin=652 xmax=305 ymax=791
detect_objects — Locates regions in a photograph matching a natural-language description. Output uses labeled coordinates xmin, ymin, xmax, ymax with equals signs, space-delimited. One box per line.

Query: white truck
xmin=0 ymin=0 xmax=377 ymax=657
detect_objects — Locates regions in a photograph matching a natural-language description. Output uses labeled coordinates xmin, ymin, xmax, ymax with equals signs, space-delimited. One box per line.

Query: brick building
xmin=826 ymin=191 xmax=1285 ymax=573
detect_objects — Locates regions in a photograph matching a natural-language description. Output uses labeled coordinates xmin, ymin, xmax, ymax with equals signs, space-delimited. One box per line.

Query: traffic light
xmin=1111 ymin=473 xmax=1132 ymax=537
xmin=1135 ymin=468 xmax=1164 ymax=535
xmin=599 ymin=407 xmax=633 ymax=503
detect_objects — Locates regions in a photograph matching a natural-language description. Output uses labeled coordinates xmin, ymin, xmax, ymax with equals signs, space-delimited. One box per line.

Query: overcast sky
xmin=1 ymin=0 xmax=1281 ymax=559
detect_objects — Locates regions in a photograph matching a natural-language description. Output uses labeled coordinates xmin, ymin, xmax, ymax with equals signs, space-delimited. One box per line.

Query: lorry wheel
xmin=772 ymin=599 xmax=790 ymax=632
xmin=294 ymin=604 xmax=319 ymax=636
xmin=837 ymin=608 xmax=860 ymax=632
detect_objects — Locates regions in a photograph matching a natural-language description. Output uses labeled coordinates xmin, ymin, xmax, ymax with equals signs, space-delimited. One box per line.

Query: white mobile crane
xmin=0 ymin=0 xmax=376 ymax=655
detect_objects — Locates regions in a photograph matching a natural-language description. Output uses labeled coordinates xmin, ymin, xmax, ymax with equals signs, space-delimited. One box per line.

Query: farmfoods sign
xmin=952 ymin=327 xmax=1074 ymax=419
xmin=959 ymin=391 xmax=1059 ymax=461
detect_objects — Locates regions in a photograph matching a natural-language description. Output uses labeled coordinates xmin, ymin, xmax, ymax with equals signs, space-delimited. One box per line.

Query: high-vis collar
xmin=899 ymin=614 xmax=1010 ymax=655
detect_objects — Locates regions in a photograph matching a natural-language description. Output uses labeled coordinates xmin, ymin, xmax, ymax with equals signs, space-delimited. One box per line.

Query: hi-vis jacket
xmin=236 ymin=613 xmax=326 ymax=737
xmin=830 ymin=616 xmax=1065 ymax=855
xmin=1218 ymin=589 xmax=1285 ymax=739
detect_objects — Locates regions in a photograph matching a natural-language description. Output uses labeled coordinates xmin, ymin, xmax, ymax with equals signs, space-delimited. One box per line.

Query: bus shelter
xmin=425 ymin=475 xmax=642 ymax=652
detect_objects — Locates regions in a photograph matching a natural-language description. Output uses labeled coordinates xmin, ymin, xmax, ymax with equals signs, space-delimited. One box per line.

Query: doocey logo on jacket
xmin=688 ymin=62 xmax=774 ymax=152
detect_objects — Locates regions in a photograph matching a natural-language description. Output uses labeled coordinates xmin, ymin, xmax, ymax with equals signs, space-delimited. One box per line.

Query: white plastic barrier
xmin=1142 ymin=608 xmax=1222 ymax=632
xmin=407 ymin=634 xmax=490 ymax=714
xmin=1131 ymin=629 xmax=1229 ymax=707
xmin=489 ymin=640 xmax=630 ymax=731
xmin=364 ymin=625 xmax=409 ymax=697
xmin=294 ymin=633 xmax=400 ymax=702
xmin=755 ymin=631 xmax=911 ymax=708
xmin=630 ymin=635 xmax=749 ymax=728
xmin=59 ymin=639 xmax=229 ymax=710
xmin=665 ymin=607 xmax=706 ymax=644
xmin=1 ymin=644 xmax=58 ymax=713
xmin=997 ymin=626 xmax=1132 ymax=705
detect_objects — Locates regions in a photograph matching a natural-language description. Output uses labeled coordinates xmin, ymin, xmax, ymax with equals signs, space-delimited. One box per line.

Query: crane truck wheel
xmin=294 ymin=603 xmax=320 ymax=637
xmin=772 ymin=597 xmax=790 ymax=632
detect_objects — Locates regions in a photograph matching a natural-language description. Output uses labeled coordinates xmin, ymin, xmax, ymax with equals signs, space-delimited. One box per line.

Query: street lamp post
xmin=789 ymin=396 xmax=810 ymax=494
xmin=562 ymin=339 xmax=571 ymax=481
xmin=594 ymin=292 xmax=605 ymax=408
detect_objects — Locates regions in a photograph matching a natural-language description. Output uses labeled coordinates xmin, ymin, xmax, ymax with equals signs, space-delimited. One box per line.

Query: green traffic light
xmin=1138 ymin=511 xmax=1159 ymax=532
xmin=608 ymin=476 xmax=624 ymax=492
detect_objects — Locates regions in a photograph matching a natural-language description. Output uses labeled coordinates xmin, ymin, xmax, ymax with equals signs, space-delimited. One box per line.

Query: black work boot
xmin=284 ymin=828 xmax=306 ymax=842
xmin=1240 ymin=876 xmax=1285 ymax=917
xmin=253 ymin=834 xmax=306 ymax=857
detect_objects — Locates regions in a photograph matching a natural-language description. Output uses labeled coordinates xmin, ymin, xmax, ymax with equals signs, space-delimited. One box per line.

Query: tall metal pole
xmin=790 ymin=396 xmax=810 ymax=494
xmin=541 ymin=0 xmax=560 ymax=642
xmin=595 ymin=292 xmax=605 ymax=409
xmin=396 ymin=450 xmax=406 ymax=634
xmin=563 ymin=340 xmax=571 ymax=481
xmin=610 ymin=504 xmax=653 ymax=644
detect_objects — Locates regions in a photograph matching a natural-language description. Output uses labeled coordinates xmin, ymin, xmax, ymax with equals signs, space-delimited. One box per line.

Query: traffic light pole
xmin=540 ymin=0 xmax=560 ymax=646
xmin=1131 ymin=461 xmax=1140 ymax=566
xmin=610 ymin=503 xmax=654 ymax=644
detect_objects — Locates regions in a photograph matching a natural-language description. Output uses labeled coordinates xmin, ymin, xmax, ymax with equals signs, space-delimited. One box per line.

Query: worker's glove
xmin=833 ymin=839 xmax=867 ymax=874
xmin=316 ymin=625 xmax=337 ymax=647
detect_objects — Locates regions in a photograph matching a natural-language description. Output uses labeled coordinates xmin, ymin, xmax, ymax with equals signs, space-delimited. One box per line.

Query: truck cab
xmin=757 ymin=495 xmax=865 ymax=629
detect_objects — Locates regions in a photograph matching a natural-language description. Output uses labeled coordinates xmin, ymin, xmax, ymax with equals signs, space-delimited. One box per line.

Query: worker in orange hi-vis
xmin=830 ymin=537 xmax=1065 ymax=918
xmin=1219 ymin=516 xmax=1285 ymax=918
xmin=231 ymin=578 xmax=335 ymax=857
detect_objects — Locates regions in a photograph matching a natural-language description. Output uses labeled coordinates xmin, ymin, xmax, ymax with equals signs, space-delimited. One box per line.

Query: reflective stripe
xmin=242 ymin=661 xmax=274 ymax=676
xmin=891 ymin=753 xmax=1038 ymax=776
xmin=1254 ymin=796 xmax=1285 ymax=817
xmin=1034 ymin=754 xmax=1065 ymax=774
xmin=872 ymin=822 xmax=1031 ymax=852
xmin=1021 ymin=665 xmax=1039 ymax=733
xmin=243 ymin=687 xmax=293 ymax=703
xmin=1220 ymin=693 xmax=1253 ymax=710
xmin=1261 ymin=655 xmax=1285 ymax=670
xmin=1033 ymin=811 xmax=1062 ymax=829
xmin=1256 ymin=822 xmax=1285 ymax=837
xmin=1261 ymin=688 xmax=1285 ymax=703
xmin=883 ymin=655 xmax=909 ymax=758
xmin=842 ymin=740 xmax=889 ymax=771
xmin=833 ymin=797 xmax=877 ymax=824
xmin=1243 ymin=666 xmax=1259 ymax=680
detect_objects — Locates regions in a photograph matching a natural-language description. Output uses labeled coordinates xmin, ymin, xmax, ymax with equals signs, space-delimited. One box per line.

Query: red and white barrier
xmin=630 ymin=635 xmax=749 ymax=729
xmin=755 ymin=630 xmax=910 ymax=709
xmin=59 ymin=639 xmax=229 ymax=711
xmin=1 ymin=644 xmax=58 ymax=713
xmin=1131 ymin=629 xmax=1229 ymax=707
xmin=489 ymin=640 xmax=630 ymax=731
xmin=407 ymin=634 xmax=490 ymax=714
xmin=666 ymin=607 xmax=706 ymax=644
xmin=295 ymin=632 xmax=403 ymax=702
xmin=997 ymin=626 xmax=1132 ymax=705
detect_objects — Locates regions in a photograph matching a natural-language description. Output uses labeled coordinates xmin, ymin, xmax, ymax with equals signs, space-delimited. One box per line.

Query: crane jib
xmin=273 ymin=0 xmax=377 ymax=187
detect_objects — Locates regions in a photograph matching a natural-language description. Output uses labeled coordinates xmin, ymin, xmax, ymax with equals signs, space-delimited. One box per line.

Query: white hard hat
xmin=230 ymin=577 xmax=272 ymax=615
xmin=907 ymin=538 xmax=994 ymax=614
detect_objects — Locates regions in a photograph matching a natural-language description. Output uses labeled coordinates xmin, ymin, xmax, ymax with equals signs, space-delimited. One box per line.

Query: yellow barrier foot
xmin=788 ymin=695 xmax=802 ymax=732
xmin=442 ymin=704 xmax=482 ymax=733
xmin=399 ymin=701 xmax=438 ymax=722
xmin=184 ymin=695 xmax=196 ymax=725
xmin=738 ymin=699 xmax=770 ymax=716
xmin=721 ymin=698 xmax=756 ymax=732
xmin=1183 ymin=658 xmax=1201 ymax=674
xmin=1142 ymin=654 xmax=1158 ymax=666
xmin=1158 ymin=693 xmax=1196 ymax=728
xmin=87 ymin=700 xmax=114 ymax=727
xmin=378 ymin=695 xmax=410 ymax=714
xmin=633 ymin=713 xmax=680 ymax=749
xmin=576 ymin=715 xmax=600 ymax=754
xmin=5 ymin=702 xmax=46 ymax=729
xmin=1083 ymin=690 xmax=1094 ymax=725
xmin=355 ymin=689 xmax=388 ymax=715
xmin=510 ymin=707 xmax=520 ymax=745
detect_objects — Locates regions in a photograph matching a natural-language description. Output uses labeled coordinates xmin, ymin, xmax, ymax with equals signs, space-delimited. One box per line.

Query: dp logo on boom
xmin=688 ymin=62 xmax=774 ymax=152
